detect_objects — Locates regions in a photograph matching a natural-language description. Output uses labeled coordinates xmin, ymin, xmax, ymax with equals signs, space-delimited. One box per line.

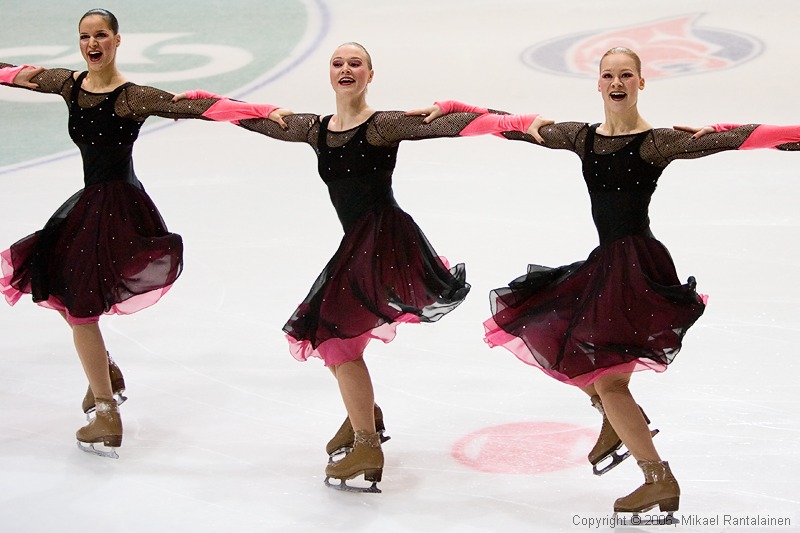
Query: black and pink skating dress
xmin=484 ymin=121 xmax=800 ymax=387
xmin=235 ymin=110 xmax=534 ymax=366
xmin=0 ymin=65 xmax=267 ymax=324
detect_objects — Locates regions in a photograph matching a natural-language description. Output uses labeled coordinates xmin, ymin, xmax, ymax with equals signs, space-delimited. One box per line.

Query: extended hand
xmin=269 ymin=108 xmax=293 ymax=129
xmin=526 ymin=115 xmax=555 ymax=143
xmin=673 ymin=125 xmax=715 ymax=139
xmin=405 ymin=105 xmax=443 ymax=124
xmin=13 ymin=66 xmax=44 ymax=89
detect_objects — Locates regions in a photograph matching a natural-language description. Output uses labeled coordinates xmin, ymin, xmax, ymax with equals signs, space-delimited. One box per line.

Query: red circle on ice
xmin=451 ymin=421 xmax=597 ymax=474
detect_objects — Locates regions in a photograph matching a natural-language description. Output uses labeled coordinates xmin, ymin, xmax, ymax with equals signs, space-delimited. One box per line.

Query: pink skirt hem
xmin=2 ymin=245 xmax=173 ymax=325
xmin=482 ymin=317 xmax=667 ymax=388
xmin=288 ymin=313 xmax=421 ymax=367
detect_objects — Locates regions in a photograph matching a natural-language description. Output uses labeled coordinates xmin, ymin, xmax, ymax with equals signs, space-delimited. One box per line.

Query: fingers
xmin=270 ymin=108 xmax=293 ymax=130
xmin=405 ymin=105 xmax=441 ymax=123
xmin=171 ymin=92 xmax=187 ymax=103
xmin=15 ymin=66 xmax=44 ymax=89
xmin=527 ymin=116 xmax=554 ymax=144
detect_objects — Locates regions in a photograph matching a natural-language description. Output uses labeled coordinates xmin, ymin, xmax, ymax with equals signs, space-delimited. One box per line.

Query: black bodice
xmin=68 ymin=72 xmax=142 ymax=187
xmin=317 ymin=114 xmax=399 ymax=231
xmin=582 ymin=125 xmax=664 ymax=244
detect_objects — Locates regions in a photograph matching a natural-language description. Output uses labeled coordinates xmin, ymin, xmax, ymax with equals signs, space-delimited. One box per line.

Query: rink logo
xmin=521 ymin=14 xmax=763 ymax=79
xmin=451 ymin=422 xmax=597 ymax=474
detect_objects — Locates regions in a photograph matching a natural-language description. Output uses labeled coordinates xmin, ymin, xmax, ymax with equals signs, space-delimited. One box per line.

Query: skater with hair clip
xmin=416 ymin=46 xmax=800 ymax=516
xmin=0 ymin=8 xmax=286 ymax=459
xmin=175 ymin=41 xmax=546 ymax=492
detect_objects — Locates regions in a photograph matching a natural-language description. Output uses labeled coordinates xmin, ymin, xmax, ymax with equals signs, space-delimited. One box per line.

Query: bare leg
xmin=593 ymin=373 xmax=660 ymax=462
xmin=331 ymin=357 xmax=375 ymax=433
xmin=72 ymin=322 xmax=113 ymax=401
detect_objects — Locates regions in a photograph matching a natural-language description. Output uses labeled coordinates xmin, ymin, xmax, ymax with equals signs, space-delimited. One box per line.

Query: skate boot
xmin=326 ymin=404 xmax=390 ymax=461
xmin=76 ymin=398 xmax=123 ymax=459
xmin=324 ymin=430 xmax=383 ymax=493
xmin=82 ymin=353 xmax=127 ymax=419
xmin=614 ymin=460 xmax=680 ymax=523
xmin=588 ymin=395 xmax=659 ymax=476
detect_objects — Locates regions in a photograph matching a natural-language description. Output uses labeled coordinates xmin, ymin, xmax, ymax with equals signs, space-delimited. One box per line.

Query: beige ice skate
xmin=614 ymin=460 xmax=680 ymax=523
xmin=76 ymin=398 xmax=123 ymax=459
xmin=325 ymin=430 xmax=383 ymax=493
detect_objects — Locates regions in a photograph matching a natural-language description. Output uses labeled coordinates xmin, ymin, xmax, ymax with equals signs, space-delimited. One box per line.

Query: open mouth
xmin=610 ymin=92 xmax=626 ymax=101
xmin=88 ymin=51 xmax=102 ymax=62
xmin=338 ymin=76 xmax=354 ymax=86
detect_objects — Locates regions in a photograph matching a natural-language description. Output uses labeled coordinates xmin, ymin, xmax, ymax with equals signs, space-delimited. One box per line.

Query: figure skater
xmin=0 ymin=8 xmax=286 ymax=458
xmin=176 ymin=41 xmax=544 ymax=491
xmin=416 ymin=46 xmax=800 ymax=515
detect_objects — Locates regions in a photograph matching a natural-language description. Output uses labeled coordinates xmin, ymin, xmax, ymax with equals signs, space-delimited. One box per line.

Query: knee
xmin=594 ymin=374 xmax=631 ymax=397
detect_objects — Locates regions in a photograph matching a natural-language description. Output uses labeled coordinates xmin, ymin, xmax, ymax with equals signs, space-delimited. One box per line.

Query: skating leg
xmin=82 ymin=352 xmax=127 ymax=418
xmin=588 ymin=395 xmax=659 ymax=475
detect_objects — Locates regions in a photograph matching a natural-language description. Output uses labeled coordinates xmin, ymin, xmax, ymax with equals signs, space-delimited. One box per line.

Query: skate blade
xmin=324 ymin=476 xmax=381 ymax=494
xmin=592 ymin=429 xmax=659 ymax=476
xmin=612 ymin=510 xmax=680 ymax=526
xmin=76 ymin=441 xmax=119 ymax=459
xmin=84 ymin=392 xmax=128 ymax=421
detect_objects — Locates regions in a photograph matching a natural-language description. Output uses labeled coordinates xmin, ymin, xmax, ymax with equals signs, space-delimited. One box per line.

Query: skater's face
xmin=597 ymin=53 xmax=645 ymax=113
xmin=78 ymin=15 xmax=120 ymax=72
xmin=329 ymin=44 xmax=374 ymax=97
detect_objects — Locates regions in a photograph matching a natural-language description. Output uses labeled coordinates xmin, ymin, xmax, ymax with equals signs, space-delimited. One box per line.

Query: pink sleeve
xmin=713 ymin=123 xmax=800 ymax=150
xmin=201 ymin=99 xmax=279 ymax=124
xmin=0 ymin=64 xmax=32 ymax=84
xmin=184 ymin=89 xmax=224 ymax=100
xmin=459 ymin=113 xmax=538 ymax=137
xmin=435 ymin=100 xmax=490 ymax=114
xmin=180 ymin=89 xmax=278 ymax=123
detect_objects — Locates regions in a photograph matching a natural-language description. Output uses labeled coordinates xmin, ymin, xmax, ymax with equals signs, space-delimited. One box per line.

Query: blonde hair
xmin=600 ymin=47 xmax=642 ymax=76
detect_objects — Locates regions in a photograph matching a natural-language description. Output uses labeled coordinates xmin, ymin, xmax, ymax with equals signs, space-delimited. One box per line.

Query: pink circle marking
xmin=452 ymin=421 xmax=598 ymax=474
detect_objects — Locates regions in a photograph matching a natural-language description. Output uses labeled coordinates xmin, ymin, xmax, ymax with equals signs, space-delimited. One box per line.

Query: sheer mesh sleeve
xmin=0 ymin=64 xmax=75 ymax=99
xmin=502 ymin=121 xmax=589 ymax=154
xmin=646 ymin=125 xmax=759 ymax=164
xmin=237 ymin=113 xmax=321 ymax=146
xmin=367 ymin=111 xmax=482 ymax=146
xmin=115 ymin=85 xmax=226 ymax=121
xmin=777 ymin=141 xmax=800 ymax=151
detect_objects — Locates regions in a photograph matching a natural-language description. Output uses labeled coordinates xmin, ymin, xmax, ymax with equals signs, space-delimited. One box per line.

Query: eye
xmin=332 ymin=60 xmax=343 ymax=67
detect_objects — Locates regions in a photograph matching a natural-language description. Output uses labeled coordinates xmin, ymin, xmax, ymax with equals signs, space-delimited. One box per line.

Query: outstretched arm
xmin=674 ymin=123 xmax=800 ymax=150
xmin=665 ymin=123 xmax=800 ymax=160
xmin=120 ymin=86 xmax=286 ymax=124
xmin=0 ymin=64 xmax=43 ymax=88
xmin=406 ymin=100 xmax=552 ymax=143
xmin=1 ymin=63 xmax=74 ymax=95
xmin=375 ymin=106 xmax=539 ymax=145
